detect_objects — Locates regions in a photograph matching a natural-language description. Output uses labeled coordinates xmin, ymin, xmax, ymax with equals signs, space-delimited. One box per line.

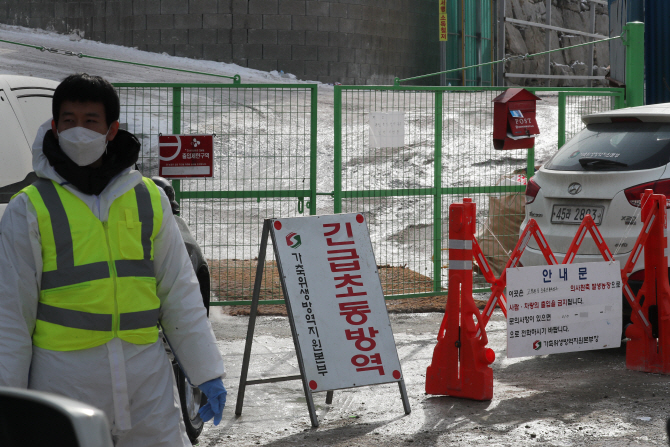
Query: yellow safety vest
xmin=19 ymin=178 xmax=163 ymax=351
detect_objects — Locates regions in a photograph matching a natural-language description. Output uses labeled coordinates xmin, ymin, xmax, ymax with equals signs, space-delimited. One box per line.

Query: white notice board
xmin=506 ymin=262 xmax=622 ymax=358
xmin=368 ymin=112 xmax=405 ymax=148
xmin=272 ymin=213 xmax=403 ymax=392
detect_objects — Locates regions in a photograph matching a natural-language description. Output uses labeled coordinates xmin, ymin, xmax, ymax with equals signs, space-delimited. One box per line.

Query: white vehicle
xmin=0 ymin=75 xmax=211 ymax=442
xmin=521 ymin=103 xmax=670 ymax=321
xmin=0 ymin=75 xmax=58 ymax=218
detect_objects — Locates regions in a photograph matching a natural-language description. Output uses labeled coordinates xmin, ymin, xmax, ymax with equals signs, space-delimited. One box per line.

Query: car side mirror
xmin=0 ymin=386 xmax=113 ymax=447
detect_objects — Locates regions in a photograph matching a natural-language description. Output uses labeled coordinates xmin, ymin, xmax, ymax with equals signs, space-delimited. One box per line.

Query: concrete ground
xmin=200 ymin=309 xmax=670 ymax=447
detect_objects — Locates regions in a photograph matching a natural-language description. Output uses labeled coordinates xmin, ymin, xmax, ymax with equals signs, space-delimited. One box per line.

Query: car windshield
xmin=544 ymin=122 xmax=670 ymax=171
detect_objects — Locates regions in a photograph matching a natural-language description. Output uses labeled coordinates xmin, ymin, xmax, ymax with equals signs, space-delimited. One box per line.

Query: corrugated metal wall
xmin=607 ymin=0 xmax=626 ymax=86
xmin=609 ymin=0 xmax=670 ymax=105
xmin=608 ymin=0 xmax=643 ymax=86
xmin=444 ymin=0 xmax=493 ymax=86
xmin=645 ymin=0 xmax=670 ymax=105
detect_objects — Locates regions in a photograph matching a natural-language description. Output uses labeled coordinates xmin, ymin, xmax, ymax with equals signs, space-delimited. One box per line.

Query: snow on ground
xmin=0 ymin=23 xmax=317 ymax=85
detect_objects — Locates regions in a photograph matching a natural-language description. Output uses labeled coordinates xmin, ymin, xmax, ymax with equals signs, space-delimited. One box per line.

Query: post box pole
xmin=527 ymin=146 xmax=535 ymax=179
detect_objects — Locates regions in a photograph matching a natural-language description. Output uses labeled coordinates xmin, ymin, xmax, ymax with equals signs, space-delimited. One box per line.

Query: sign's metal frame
xmin=235 ymin=219 xmax=411 ymax=427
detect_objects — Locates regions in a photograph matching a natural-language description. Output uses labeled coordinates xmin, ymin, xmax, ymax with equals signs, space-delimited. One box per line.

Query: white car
xmin=0 ymin=75 xmax=59 ymax=218
xmin=521 ymin=103 xmax=670 ymax=319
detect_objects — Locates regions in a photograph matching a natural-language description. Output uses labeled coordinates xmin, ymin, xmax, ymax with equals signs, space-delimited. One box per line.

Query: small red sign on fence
xmin=158 ymin=134 xmax=213 ymax=178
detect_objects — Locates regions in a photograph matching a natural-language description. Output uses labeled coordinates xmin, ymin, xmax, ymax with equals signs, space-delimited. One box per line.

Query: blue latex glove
xmin=198 ymin=378 xmax=227 ymax=425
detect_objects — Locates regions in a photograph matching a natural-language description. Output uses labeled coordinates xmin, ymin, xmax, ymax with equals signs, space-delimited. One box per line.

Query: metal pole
xmin=476 ymin=0 xmax=483 ymax=86
xmin=461 ymin=0 xmax=466 ymax=86
xmin=545 ymin=0 xmax=551 ymax=87
xmin=171 ymin=87 xmax=182 ymax=204
xmin=235 ymin=219 xmax=271 ymax=416
xmin=558 ymin=92 xmax=566 ymax=148
xmin=440 ymin=0 xmax=447 ymax=86
xmin=527 ymin=146 xmax=535 ymax=179
xmin=309 ymin=85 xmax=317 ymax=215
xmin=334 ymin=85 xmax=342 ymax=213
xmin=624 ymin=22 xmax=645 ymax=107
xmin=615 ymin=90 xmax=625 ymax=110
xmin=398 ymin=380 xmax=412 ymax=414
xmin=588 ymin=2 xmax=596 ymax=87
xmin=497 ymin=0 xmax=505 ymax=86
xmin=433 ymin=91 xmax=443 ymax=293
xmin=490 ymin=0 xmax=494 ymax=85
xmin=440 ymin=41 xmax=447 ymax=87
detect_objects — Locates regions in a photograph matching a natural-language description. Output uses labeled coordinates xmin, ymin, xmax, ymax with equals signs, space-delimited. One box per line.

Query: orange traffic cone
xmin=426 ymin=199 xmax=495 ymax=400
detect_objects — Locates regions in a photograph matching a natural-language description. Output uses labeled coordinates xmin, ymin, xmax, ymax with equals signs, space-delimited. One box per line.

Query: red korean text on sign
xmin=158 ymin=134 xmax=214 ymax=178
xmin=323 ymin=220 xmax=386 ymax=376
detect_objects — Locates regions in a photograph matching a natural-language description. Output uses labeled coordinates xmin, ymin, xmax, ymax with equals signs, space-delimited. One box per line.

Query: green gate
xmin=333 ymin=86 xmax=625 ymax=298
xmin=114 ymin=83 xmax=624 ymax=306
xmin=115 ymin=83 xmax=318 ymax=306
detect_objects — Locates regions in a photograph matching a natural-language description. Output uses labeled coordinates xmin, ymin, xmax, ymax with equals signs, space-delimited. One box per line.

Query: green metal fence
xmin=114 ymin=83 xmax=624 ymax=306
xmin=333 ymin=86 xmax=625 ymax=298
xmin=115 ymin=83 xmax=318 ymax=306
xmin=111 ymin=22 xmax=642 ymax=307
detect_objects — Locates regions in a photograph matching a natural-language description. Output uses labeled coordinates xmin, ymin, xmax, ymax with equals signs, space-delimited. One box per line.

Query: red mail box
xmin=492 ymin=88 xmax=541 ymax=150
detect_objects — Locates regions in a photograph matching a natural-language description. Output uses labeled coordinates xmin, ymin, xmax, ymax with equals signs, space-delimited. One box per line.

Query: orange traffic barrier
xmin=426 ymin=199 xmax=495 ymax=400
xmin=626 ymin=191 xmax=670 ymax=373
xmin=427 ymin=191 xmax=670 ymax=401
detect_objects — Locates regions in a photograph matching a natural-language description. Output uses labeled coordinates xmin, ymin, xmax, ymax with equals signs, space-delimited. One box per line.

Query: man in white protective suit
xmin=0 ymin=73 xmax=226 ymax=446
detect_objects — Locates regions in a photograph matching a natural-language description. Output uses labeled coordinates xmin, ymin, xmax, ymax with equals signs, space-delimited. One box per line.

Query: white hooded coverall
xmin=0 ymin=121 xmax=225 ymax=446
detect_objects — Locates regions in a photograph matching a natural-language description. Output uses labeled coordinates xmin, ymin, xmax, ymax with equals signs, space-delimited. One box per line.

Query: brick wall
xmin=0 ymin=0 xmax=439 ymax=85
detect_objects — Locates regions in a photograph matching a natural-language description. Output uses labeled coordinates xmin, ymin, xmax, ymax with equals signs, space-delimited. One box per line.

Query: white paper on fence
xmin=272 ymin=213 xmax=403 ymax=392
xmin=506 ymin=261 xmax=622 ymax=358
xmin=368 ymin=112 xmax=405 ymax=148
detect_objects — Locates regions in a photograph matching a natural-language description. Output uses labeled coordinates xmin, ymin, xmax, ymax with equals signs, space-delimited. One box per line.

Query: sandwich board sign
xmin=506 ymin=261 xmax=622 ymax=358
xmin=158 ymin=134 xmax=213 ymax=178
xmin=235 ymin=214 xmax=410 ymax=427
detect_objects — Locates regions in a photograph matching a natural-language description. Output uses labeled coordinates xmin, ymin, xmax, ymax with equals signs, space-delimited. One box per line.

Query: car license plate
xmin=551 ymin=205 xmax=604 ymax=225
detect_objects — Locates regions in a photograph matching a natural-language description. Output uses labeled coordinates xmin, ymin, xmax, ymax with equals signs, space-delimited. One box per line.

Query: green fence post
xmin=557 ymin=92 xmax=566 ymax=148
xmin=309 ymin=85 xmax=318 ymax=215
xmin=171 ymin=87 xmax=182 ymax=203
xmin=334 ymin=85 xmax=342 ymax=214
xmin=624 ymin=21 xmax=645 ymax=108
xmin=433 ymin=90 xmax=443 ymax=293
xmin=614 ymin=91 xmax=625 ymax=110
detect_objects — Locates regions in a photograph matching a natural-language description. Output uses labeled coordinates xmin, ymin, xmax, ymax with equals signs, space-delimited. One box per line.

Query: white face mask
xmin=57 ymin=126 xmax=110 ymax=166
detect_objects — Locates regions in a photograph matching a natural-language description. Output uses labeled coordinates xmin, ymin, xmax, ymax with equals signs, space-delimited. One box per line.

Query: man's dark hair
xmin=52 ymin=73 xmax=120 ymax=126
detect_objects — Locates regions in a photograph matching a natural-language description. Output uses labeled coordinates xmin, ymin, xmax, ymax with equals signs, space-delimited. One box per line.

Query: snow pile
xmin=0 ymin=23 xmax=314 ymax=85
